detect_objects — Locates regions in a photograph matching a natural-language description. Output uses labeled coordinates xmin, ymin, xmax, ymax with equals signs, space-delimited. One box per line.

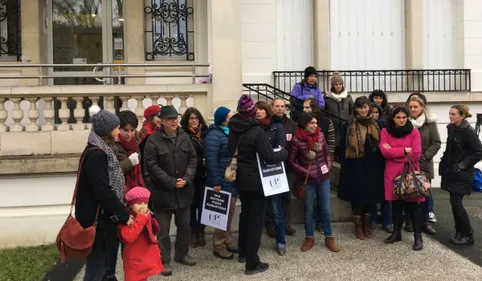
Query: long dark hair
xmin=181 ymin=107 xmax=207 ymax=129
xmin=352 ymin=96 xmax=371 ymax=116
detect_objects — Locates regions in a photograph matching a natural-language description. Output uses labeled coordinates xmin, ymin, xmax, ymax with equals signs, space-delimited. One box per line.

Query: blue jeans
xmin=304 ymin=179 xmax=332 ymax=237
xmin=271 ymin=193 xmax=286 ymax=248
xmin=370 ymin=200 xmax=393 ymax=226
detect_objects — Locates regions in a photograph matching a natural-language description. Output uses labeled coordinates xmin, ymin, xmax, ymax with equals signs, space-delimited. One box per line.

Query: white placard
xmin=200 ymin=187 xmax=231 ymax=231
xmin=256 ymin=148 xmax=290 ymax=197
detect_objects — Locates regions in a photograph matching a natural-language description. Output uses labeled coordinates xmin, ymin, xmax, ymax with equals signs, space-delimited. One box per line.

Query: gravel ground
xmin=73 ymin=222 xmax=482 ymax=281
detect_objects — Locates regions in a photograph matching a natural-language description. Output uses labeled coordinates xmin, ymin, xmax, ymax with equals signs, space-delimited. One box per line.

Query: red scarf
xmin=257 ymin=117 xmax=272 ymax=128
xmin=137 ymin=121 xmax=159 ymax=145
xmin=119 ymin=134 xmax=145 ymax=191
xmin=296 ymin=127 xmax=321 ymax=150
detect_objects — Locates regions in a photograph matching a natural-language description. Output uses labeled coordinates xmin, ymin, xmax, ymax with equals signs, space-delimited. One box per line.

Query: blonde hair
xmin=451 ymin=104 xmax=472 ymax=119
xmin=407 ymin=95 xmax=431 ymax=117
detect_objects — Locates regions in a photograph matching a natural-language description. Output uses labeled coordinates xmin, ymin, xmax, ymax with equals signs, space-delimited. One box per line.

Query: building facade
xmin=1 ymin=0 xmax=482 ymax=247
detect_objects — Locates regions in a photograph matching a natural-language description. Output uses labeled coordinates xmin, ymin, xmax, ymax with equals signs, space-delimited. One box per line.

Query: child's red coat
xmin=119 ymin=213 xmax=163 ymax=281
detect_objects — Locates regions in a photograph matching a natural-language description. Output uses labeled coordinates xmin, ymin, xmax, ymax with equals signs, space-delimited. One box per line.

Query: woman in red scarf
xmin=181 ymin=107 xmax=208 ymax=248
xmin=138 ymin=105 xmax=162 ymax=166
xmin=113 ymin=110 xmax=145 ymax=190
xmin=288 ymin=112 xmax=339 ymax=253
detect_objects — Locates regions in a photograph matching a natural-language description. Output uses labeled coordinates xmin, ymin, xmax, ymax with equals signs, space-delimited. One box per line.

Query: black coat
xmin=183 ymin=125 xmax=208 ymax=187
xmin=440 ymin=120 xmax=482 ymax=195
xmin=143 ymin=127 xmax=198 ymax=210
xmin=75 ymin=144 xmax=130 ymax=229
xmin=337 ymin=122 xmax=385 ymax=204
xmin=228 ymin=114 xmax=288 ymax=193
xmin=261 ymin=116 xmax=286 ymax=149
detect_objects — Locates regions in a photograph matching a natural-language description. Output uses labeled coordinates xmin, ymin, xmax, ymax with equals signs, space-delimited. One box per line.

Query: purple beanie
xmin=237 ymin=95 xmax=256 ymax=117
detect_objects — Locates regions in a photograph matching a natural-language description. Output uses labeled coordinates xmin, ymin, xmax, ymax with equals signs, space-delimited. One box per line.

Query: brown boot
xmin=285 ymin=224 xmax=296 ymax=236
xmin=300 ymin=236 xmax=314 ymax=252
xmin=198 ymin=228 xmax=206 ymax=247
xmin=190 ymin=229 xmax=199 ymax=248
xmin=354 ymin=216 xmax=365 ymax=240
xmin=363 ymin=214 xmax=373 ymax=238
xmin=324 ymin=236 xmax=340 ymax=252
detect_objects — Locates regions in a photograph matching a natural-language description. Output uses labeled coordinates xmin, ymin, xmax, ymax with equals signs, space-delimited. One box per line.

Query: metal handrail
xmin=0 ymin=63 xmax=210 ymax=85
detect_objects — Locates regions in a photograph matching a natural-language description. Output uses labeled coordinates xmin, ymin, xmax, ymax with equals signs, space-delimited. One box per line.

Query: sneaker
xmin=428 ymin=212 xmax=437 ymax=223
xmin=174 ymin=255 xmax=196 ymax=266
xmin=276 ymin=246 xmax=286 ymax=256
xmin=213 ymin=249 xmax=234 ymax=260
xmin=161 ymin=263 xmax=173 ymax=276
xmin=245 ymin=262 xmax=269 ymax=275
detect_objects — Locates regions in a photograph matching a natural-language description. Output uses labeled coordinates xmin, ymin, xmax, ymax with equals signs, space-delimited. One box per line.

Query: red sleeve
xmin=379 ymin=129 xmax=406 ymax=160
xmin=119 ymin=214 xmax=148 ymax=244
xmin=411 ymin=129 xmax=422 ymax=162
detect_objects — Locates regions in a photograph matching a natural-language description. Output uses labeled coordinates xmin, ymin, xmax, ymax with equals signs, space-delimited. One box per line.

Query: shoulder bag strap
xmin=303 ymin=161 xmax=312 ymax=185
xmin=70 ymin=147 xmax=102 ymax=217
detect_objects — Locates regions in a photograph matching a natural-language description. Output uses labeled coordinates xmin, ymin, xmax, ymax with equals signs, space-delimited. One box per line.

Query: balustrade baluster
xmin=73 ymin=97 xmax=86 ymax=130
xmin=119 ymin=96 xmax=129 ymax=112
xmin=42 ymin=98 xmax=55 ymax=131
xmin=26 ymin=98 xmax=39 ymax=132
xmin=0 ymin=98 xmax=7 ymax=132
xmin=57 ymin=97 xmax=70 ymax=131
xmin=104 ymin=96 xmax=115 ymax=113
xmin=135 ymin=96 xmax=145 ymax=130
xmin=178 ymin=95 xmax=188 ymax=114
xmin=165 ymin=96 xmax=173 ymax=106
xmin=10 ymin=98 xmax=24 ymax=132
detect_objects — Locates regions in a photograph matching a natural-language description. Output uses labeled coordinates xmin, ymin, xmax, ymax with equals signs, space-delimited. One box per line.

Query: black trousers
xmin=155 ymin=206 xmax=191 ymax=264
xmin=351 ymin=203 xmax=370 ymax=216
xmin=392 ymin=200 xmax=422 ymax=233
xmin=450 ymin=193 xmax=472 ymax=235
xmin=238 ymin=189 xmax=267 ymax=270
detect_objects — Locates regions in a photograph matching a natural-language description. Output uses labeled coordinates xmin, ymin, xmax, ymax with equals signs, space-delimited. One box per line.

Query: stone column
xmin=209 ymin=0 xmax=242 ymax=114
xmin=313 ymin=0 xmax=330 ymax=70
xmin=124 ymin=0 xmax=145 ymax=84
xmin=405 ymin=0 xmax=424 ymax=69
xmin=405 ymin=0 xmax=424 ymax=91
xmin=20 ymin=0 xmax=42 ymax=86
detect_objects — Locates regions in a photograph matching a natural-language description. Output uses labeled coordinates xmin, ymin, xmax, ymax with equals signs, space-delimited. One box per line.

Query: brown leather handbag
xmin=293 ymin=161 xmax=312 ymax=201
xmin=56 ymin=148 xmax=101 ymax=263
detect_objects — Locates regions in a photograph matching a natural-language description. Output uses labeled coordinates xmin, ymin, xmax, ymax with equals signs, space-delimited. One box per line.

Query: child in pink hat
xmin=118 ymin=187 xmax=164 ymax=281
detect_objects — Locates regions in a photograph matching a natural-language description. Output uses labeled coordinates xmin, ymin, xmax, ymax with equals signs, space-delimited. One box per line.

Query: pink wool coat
xmin=379 ymin=128 xmax=425 ymax=202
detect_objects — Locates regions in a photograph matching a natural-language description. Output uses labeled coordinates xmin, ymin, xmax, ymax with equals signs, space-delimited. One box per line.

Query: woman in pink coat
xmin=379 ymin=106 xmax=424 ymax=251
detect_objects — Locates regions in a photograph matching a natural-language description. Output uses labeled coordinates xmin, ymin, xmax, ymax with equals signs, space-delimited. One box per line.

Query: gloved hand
xmin=128 ymin=152 xmax=140 ymax=166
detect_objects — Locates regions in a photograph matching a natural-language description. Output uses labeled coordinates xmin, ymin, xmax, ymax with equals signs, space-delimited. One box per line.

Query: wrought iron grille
xmin=273 ymin=69 xmax=472 ymax=94
xmin=144 ymin=0 xmax=194 ymax=61
xmin=0 ymin=0 xmax=21 ymax=61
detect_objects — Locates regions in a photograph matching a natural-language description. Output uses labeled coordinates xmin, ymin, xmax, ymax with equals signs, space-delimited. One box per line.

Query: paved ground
xmin=71 ymin=221 xmax=482 ymax=281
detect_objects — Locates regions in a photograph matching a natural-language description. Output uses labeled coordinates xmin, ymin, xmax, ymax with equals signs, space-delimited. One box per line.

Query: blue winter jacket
xmin=291 ymin=82 xmax=325 ymax=110
xmin=204 ymin=125 xmax=238 ymax=196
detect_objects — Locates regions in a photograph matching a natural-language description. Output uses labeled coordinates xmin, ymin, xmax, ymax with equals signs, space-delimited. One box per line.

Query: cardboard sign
xmin=256 ymin=148 xmax=290 ymax=197
xmin=200 ymin=187 xmax=231 ymax=231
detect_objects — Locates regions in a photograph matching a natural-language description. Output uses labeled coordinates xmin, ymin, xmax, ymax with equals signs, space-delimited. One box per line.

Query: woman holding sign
xmin=289 ymin=112 xmax=339 ymax=252
xmin=228 ymin=95 xmax=288 ymax=276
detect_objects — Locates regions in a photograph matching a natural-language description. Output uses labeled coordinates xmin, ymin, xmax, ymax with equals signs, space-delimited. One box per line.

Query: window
xmin=0 ymin=0 xmax=21 ymax=61
xmin=144 ymin=0 xmax=194 ymax=61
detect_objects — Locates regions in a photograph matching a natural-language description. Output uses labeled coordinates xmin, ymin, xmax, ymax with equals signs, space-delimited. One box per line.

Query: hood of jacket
xmin=228 ymin=114 xmax=258 ymax=136
xmin=447 ymin=119 xmax=471 ymax=130
xmin=369 ymin=91 xmax=388 ymax=108
xmin=208 ymin=124 xmax=226 ymax=134
xmin=426 ymin=113 xmax=437 ymax=124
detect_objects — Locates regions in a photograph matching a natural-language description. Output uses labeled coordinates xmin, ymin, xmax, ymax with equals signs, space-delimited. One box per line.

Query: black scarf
xmin=386 ymin=119 xmax=414 ymax=138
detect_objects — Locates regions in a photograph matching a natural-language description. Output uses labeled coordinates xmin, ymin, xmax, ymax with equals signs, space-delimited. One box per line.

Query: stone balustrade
xmin=0 ymin=84 xmax=211 ymax=156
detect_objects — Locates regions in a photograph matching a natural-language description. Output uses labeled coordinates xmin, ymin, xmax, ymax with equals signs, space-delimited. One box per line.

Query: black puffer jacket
xmin=440 ymin=120 xmax=482 ymax=195
xmin=228 ymin=114 xmax=288 ymax=193
xmin=143 ymin=127 xmax=197 ymax=210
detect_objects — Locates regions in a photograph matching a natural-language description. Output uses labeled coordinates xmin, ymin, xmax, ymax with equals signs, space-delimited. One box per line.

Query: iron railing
xmin=0 ymin=0 xmax=21 ymax=61
xmin=0 ymin=63 xmax=209 ymax=85
xmin=273 ymin=69 xmax=472 ymax=94
xmin=242 ymin=83 xmax=345 ymax=122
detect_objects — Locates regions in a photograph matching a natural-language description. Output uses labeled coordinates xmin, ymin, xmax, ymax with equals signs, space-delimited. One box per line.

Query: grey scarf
xmin=88 ymin=131 xmax=125 ymax=201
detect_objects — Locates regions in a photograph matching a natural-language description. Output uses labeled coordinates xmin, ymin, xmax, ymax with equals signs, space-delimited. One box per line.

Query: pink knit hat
xmin=237 ymin=94 xmax=256 ymax=117
xmin=125 ymin=186 xmax=150 ymax=205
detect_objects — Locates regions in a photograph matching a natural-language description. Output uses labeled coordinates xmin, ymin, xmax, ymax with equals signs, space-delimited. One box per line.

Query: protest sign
xmin=256 ymin=148 xmax=289 ymax=197
xmin=201 ymin=187 xmax=231 ymax=231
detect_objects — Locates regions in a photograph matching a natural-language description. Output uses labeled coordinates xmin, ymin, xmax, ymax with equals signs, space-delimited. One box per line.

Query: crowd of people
xmin=73 ymin=66 xmax=482 ymax=281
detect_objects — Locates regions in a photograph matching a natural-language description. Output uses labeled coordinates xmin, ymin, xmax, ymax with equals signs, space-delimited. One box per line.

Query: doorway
xmin=47 ymin=0 xmax=125 ymax=85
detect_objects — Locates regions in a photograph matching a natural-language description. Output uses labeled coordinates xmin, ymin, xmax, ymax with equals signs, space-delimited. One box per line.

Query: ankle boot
xmin=451 ymin=229 xmax=475 ymax=246
xmin=198 ymin=228 xmax=206 ymax=247
xmin=451 ymin=225 xmax=462 ymax=243
xmin=362 ymin=214 xmax=373 ymax=238
xmin=385 ymin=210 xmax=403 ymax=244
xmin=324 ymin=236 xmax=340 ymax=252
xmin=413 ymin=233 xmax=423 ymax=251
xmin=300 ymin=236 xmax=315 ymax=252
xmin=353 ymin=216 xmax=365 ymax=240
xmin=190 ymin=228 xmax=199 ymax=248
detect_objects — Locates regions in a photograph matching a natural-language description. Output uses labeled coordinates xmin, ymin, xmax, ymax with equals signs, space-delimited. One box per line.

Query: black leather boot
xmin=413 ymin=233 xmax=423 ymax=251
xmin=385 ymin=207 xmax=403 ymax=244
xmin=451 ymin=229 xmax=475 ymax=246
